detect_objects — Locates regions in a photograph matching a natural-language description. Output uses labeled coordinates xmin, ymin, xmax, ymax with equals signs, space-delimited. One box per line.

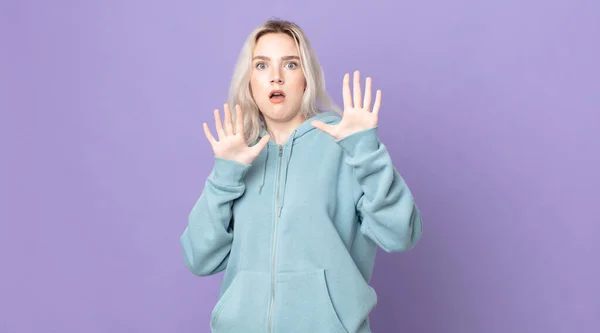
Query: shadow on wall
xmin=366 ymin=169 xmax=523 ymax=333
xmin=367 ymin=177 xmax=486 ymax=332
xmin=369 ymin=227 xmax=468 ymax=331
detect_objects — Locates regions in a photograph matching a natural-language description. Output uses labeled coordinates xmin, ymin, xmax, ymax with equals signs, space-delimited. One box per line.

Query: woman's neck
xmin=264 ymin=113 xmax=306 ymax=145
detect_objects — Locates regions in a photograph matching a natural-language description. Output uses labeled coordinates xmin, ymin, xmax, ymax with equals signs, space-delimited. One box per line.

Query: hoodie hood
xmin=257 ymin=111 xmax=341 ymax=144
xmin=256 ymin=111 xmax=342 ymax=215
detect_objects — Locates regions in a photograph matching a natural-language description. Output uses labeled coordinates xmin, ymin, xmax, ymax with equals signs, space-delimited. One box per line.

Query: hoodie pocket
xmin=273 ymin=269 xmax=349 ymax=333
xmin=210 ymin=270 xmax=270 ymax=333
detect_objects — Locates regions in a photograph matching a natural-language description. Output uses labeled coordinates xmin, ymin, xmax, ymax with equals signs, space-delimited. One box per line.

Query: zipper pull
xmin=279 ymin=145 xmax=283 ymax=156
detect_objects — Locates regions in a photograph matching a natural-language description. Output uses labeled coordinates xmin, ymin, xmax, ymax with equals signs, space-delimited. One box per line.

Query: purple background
xmin=2 ymin=0 xmax=599 ymax=332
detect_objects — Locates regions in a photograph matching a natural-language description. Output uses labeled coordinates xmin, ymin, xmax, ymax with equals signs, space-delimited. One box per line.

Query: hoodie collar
xmin=256 ymin=111 xmax=341 ymax=216
xmin=257 ymin=111 xmax=340 ymax=144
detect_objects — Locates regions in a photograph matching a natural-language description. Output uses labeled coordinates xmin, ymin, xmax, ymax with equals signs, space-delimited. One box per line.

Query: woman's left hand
xmin=312 ymin=70 xmax=381 ymax=140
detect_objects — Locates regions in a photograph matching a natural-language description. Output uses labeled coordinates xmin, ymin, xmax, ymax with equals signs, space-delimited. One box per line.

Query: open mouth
xmin=269 ymin=90 xmax=286 ymax=103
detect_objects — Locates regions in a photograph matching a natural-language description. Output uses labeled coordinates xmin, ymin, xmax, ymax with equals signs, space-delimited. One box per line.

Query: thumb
xmin=252 ymin=134 xmax=270 ymax=153
xmin=311 ymin=120 xmax=335 ymax=136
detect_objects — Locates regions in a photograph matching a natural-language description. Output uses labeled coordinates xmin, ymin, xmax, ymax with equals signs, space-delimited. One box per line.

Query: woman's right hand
xmin=203 ymin=104 xmax=270 ymax=165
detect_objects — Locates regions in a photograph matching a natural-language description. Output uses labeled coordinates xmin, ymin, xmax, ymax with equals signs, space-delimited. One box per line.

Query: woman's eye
xmin=256 ymin=63 xmax=267 ymax=70
xmin=285 ymin=62 xmax=298 ymax=69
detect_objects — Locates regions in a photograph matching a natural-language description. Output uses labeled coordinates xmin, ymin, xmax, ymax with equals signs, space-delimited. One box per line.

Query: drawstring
xmin=278 ymin=130 xmax=296 ymax=216
xmin=257 ymin=127 xmax=270 ymax=194
xmin=258 ymin=145 xmax=268 ymax=194
xmin=256 ymin=129 xmax=297 ymax=218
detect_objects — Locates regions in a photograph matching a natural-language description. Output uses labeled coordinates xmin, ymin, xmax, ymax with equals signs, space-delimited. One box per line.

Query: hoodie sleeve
xmin=336 ymin=126 xmax=423 ymax=253
xmin=180 ymin=157 xmax=251 ymax=276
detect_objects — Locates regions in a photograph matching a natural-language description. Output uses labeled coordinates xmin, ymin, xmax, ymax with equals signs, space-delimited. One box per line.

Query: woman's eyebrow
xmin=252 ymin=55 xmax=300 ymax=61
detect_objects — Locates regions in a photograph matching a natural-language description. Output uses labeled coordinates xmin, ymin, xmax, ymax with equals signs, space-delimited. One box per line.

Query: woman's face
xmin=250 ymin=32 xmax=306 ymax=125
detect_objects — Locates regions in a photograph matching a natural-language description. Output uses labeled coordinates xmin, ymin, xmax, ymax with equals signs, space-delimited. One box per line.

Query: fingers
xmin=223 ymin=104 xmax=234 ymax=136
xmin=252 ymin=134 xmax=270 ymax=153
xmin=342 ymin=73 xmax=352 ymax=110
xmin=203 ymin=122 xmax=217 ymax=146
xmin=311 ymin=120 xmax=335 ymax=136
xmin=353 ymin=71 xmax=362 ymax=109
xmin=214 ymin=109 xmax=225 ymax=140
xmin=235 ymin=104 xmax=244 ymax=136
xmin=363 ymin=76 xmax=372 ymax=111
xmin=207 ymin=104 xmax=244 ymax=147
xmin=372 ymin=89 xmax=382 ymax=116
xmin=344 ymin=71 xmax=374 ymax=111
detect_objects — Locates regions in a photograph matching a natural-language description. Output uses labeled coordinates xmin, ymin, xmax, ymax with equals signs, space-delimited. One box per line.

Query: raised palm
xmin=203 ymin=104 xmax=270 ymax=165
xmin=312 ymin=71 xmax=381 ymax=139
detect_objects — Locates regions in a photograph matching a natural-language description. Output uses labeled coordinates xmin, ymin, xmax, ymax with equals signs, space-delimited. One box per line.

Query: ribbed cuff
xmin=211 ymin=157 xmax=251 ymax=186
xmin=335 ymin=126 xmax=380 ymax=158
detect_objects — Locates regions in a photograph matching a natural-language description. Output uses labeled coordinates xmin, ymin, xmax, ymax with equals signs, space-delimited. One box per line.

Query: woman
xmin=180 ymin=19 xmax=423 ymax=333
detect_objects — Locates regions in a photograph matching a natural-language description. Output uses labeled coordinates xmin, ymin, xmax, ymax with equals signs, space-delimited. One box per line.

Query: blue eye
xmin=285 ymin=62 xmax=298 ymax=69
xmin=256 ymin=62 xmax=267 ymax=70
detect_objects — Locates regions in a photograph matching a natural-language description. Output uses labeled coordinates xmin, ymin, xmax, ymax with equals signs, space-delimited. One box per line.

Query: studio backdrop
xmin=2 ymin=0 xmax=598 ymax=332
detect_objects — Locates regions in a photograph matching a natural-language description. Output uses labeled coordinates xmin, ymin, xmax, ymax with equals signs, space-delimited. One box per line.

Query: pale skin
xmin=202 ymin=104 xmax=270 ymax=165
xmin=311 ymin=71 xmax=382 ymax=140
xmin=249 ymin=33 xmax=307 ymax=143
xmin=203 ymin=35 xmax=382 ymax=165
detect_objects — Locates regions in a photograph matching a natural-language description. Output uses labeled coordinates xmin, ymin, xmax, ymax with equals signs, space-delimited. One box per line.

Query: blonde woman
xmin=180 ymin=19 xmax=423 ymax=333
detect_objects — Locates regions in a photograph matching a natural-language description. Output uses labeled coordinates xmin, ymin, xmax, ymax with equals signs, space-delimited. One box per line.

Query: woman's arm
xmin=180 ymin=157 xmax=251 ymax=275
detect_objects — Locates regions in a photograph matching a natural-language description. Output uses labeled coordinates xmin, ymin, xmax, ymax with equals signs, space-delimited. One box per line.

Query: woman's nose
xmin=271 ymin=76 xmax=283 ymax=84
xmin=270 ymin=69 xmax=284 ymax=84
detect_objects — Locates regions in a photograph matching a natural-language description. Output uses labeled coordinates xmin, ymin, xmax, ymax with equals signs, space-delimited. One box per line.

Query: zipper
xmin=268 ymin=145 xmax=284 ymax=333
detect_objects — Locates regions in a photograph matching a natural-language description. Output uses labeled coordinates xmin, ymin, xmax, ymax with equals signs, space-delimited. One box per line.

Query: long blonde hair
xmin=227 ymin=19 xmax=341 ymax=144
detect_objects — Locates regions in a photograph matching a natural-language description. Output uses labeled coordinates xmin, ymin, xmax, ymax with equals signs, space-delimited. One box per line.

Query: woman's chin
xmin=261 ymin=107 xmax=302 ymax=123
